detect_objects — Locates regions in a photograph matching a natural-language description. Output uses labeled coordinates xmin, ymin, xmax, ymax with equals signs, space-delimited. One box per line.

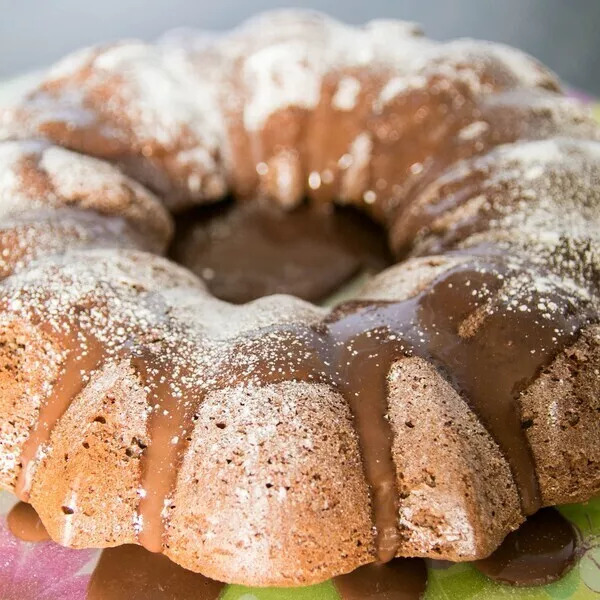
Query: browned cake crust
xmin=0 ymin=10 xmax=599 ymax=587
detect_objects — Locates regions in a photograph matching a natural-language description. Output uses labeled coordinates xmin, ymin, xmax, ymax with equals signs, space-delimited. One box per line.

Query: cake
xmin=0 ymin=10 xmax=599 ymax=590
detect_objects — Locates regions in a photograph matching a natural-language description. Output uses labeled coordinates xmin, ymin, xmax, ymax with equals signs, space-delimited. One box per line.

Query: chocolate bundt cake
xmin=0 ymin=10 xmax=599 ymax=588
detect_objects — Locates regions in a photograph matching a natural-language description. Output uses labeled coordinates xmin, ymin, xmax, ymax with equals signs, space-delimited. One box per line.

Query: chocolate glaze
xmin=87 ymin=544 xmax=224 ymax=600
xmin=14 ymin=331 xmax=105 ymax=501
xmin=14 ymin=254 xmax=593 ymax=564
xmin=171 ymin=199 xmax=391 ymax=304
xmin=474 ymin=507 xmax=579 ymax=586
xmin=319 ymin=255 xmax=590 ymax=555
xmin=334 ymin=558 xmax=427 ymax=600
xmin=323 ymin=315 xmax=403 ymax=561
xmin=131 ymin=348 xmax=198 ymax=553
xmin=7 ymin=501 xmax=50 ymax=542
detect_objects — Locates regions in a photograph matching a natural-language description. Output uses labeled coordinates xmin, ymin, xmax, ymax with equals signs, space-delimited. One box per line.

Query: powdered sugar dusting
xmin=376 ymin=75 xmax=428 ymax=109
xmin=39 ymin=145 xmax=159 ymax=211
xmin=241 ymin=41 xmax=323 ymax=131
xmin=496 ymin=137 xmax=600 ymax=165
xmin=47 ymin=46 xmax=99 ymax=80
xmin=0 ymin=10 xmax=563 ymax=210
xmin=332 ymin=76 xmax=362 ymax=111
xmin=0 ymin=141 xmax=37 ymax=215
xmin=90 ymin=42 xmax=223 ymax=150
xmin=401 ymin=138 xmax=600 ymax=307
xmin=340 ymin=133 xmax=373 ymax=200
xmin=0 ymin=140 xmax=172 ymax=250
xmin=230 ymin=13 xmax=551 ymax=131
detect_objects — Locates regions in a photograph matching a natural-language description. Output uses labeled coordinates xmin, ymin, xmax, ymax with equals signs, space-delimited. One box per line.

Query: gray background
xmin=1 ymin=0 xmax=599 ymax=94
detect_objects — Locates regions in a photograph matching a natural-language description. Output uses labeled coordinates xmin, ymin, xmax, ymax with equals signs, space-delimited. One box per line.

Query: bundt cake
xmin=0 ymin=9 xmax=599 ymax=590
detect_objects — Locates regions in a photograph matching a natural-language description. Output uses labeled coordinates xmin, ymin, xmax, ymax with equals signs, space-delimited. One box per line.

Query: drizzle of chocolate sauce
xmin=7 ymin=501 xmax=50 ymax=542
xmin=334 ymin=558 xmax=427 ymax=600
xmin=474 ymin=507 xmax=579 ymax=586
xmin=86 ymin=544 xmax=224 ymax=600
xmin=171 ymin=199 xmax=392 ymax=304
xmin=14 ymin=331 xmax=106 ymax=502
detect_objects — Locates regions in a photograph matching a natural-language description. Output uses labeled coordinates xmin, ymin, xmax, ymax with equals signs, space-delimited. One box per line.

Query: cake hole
xmin=61 ymin=506 xmax=74 ymax=515
xmin=93 ymin=416 xmax=107 ymax=424
xmin=215 ymin=422 xmax=227 ymax=429
xmin=169 ymin=197 xmax=392 ymax=305
xmin=125 ymin=437 xmax=147 ymax=458
xmin=521 ymin=418 xmax=534 ymax=429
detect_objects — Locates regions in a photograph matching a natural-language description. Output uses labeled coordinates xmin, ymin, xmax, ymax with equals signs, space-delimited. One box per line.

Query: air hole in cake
xmin=169 ymin=197 xmax=393 ymax=304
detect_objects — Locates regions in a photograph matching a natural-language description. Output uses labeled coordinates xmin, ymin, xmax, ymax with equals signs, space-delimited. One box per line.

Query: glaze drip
xmin=131 ymin=324 xmax=329 ymax=552
xmin=474 ymin=507 xmax=579 ymax=586
xmin=7 ymin=501 xmax=50 ymax=542
xmin=334 ymin=558 xmax=427 ymax=600
xmin=14 ymin=330 xmax=105 ymax=502
xmin=87 ymin=544 xmax=224 ymax=600
xmin=131 ymin=347 xmax=199 ymax=553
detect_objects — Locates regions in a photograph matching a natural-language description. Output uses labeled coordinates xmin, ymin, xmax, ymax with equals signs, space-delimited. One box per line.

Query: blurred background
xmin=0 ymin=0 xmax=599 ymax=94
